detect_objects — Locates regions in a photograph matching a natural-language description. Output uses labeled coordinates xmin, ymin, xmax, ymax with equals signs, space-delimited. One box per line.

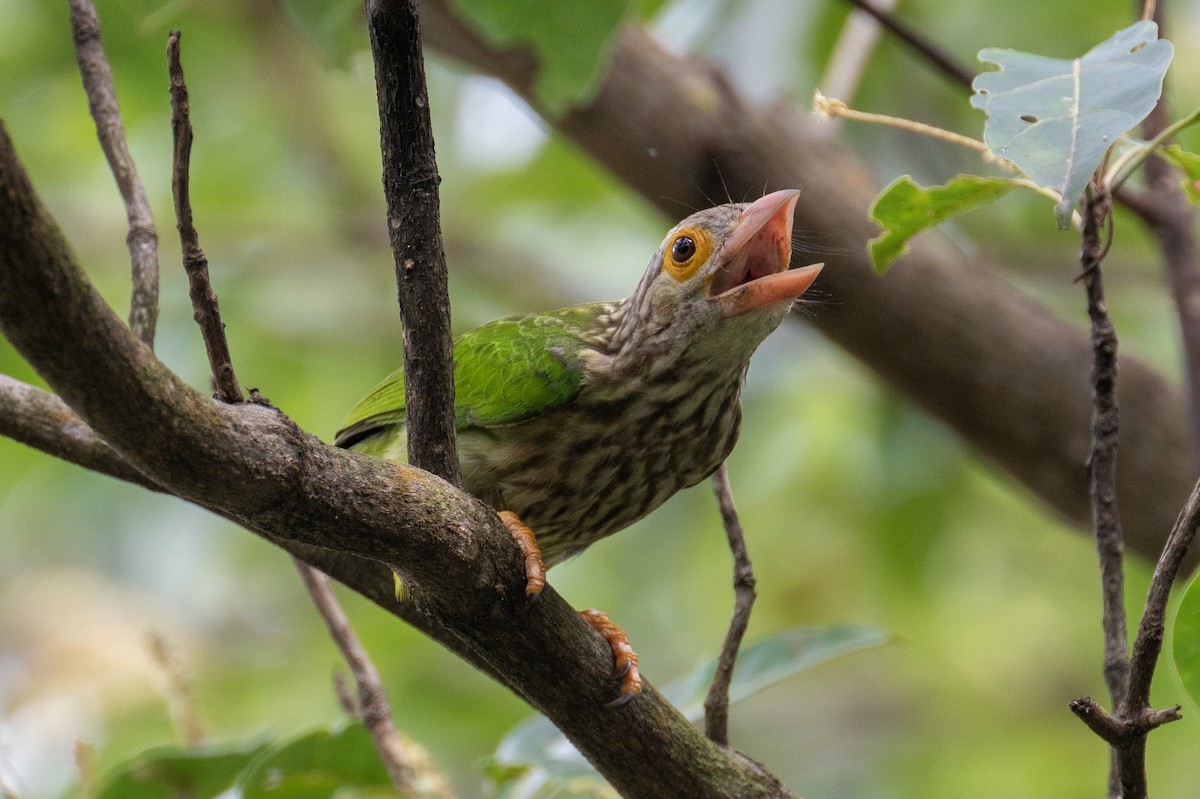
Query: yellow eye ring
xmin=662 ymin=227 xmax=712 ymax=281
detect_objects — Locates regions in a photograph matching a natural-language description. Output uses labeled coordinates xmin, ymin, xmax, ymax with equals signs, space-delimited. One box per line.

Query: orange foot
xmin=579 ymin=608 xmax=642 ymax=707
xmin=498 ymin=510 xmax=547 ymax=600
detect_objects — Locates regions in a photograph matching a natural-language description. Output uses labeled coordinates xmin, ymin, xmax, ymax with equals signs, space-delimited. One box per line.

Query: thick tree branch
xmin=69 ymin=0 xmax=158 ymax=347
xmin=420 ymin=7 xmax=1195 ymax=568
xmin=366 ymin=0 xmax=459 ymax=484
xmin=0 ymin=121 xmax=796 ymax=799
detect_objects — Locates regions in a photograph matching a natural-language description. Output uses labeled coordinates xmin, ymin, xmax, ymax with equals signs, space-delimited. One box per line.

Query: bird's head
xmin=606 ymin=190 xmax=823 ymax=372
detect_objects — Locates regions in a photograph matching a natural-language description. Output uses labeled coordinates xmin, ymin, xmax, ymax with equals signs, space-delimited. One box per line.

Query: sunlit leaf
xmin=96 ymin=741 xmax=269 ymax=799
xmin=868 ymin=175 xmax=1020 ymax=272
xmin=970 ymin=21 xmax=1173 ymax=228
xmin=486 ymin=626 xmax=887 ymax=798
xmin=1160 ymin=144 xmax=1200 ymax=205
xmin=1172 ymin=568 xmax=1200 ymax=709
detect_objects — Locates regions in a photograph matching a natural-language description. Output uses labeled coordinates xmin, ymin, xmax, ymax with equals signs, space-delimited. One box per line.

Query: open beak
xmin=710 ymin=189 xmax=823 ymax=317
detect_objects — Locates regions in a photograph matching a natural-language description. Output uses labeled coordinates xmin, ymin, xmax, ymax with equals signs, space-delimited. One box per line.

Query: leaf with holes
xmin=970 ymin=21 xmax=1173 ymax=228
xmin=868 ymin=175 xmax=1021 ymax=272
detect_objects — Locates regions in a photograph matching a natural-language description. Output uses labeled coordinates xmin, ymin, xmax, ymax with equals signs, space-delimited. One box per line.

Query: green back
xmin=334 ymin=303 xmax=607 ymax=450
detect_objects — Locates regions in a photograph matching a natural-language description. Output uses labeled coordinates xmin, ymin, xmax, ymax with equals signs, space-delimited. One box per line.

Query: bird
xmin=335 ymin=189 xmax=822 ymax=704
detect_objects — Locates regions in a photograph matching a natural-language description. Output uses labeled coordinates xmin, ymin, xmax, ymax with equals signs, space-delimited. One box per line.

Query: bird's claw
xmin=498 ymin=510 xmax=546 ymax=603
xmin=579 ymin=608 xmax=642 ymax=707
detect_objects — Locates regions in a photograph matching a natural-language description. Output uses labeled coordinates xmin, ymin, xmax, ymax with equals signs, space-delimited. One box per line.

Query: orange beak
xmin=710 ymin=189 xmax=823 ymax=317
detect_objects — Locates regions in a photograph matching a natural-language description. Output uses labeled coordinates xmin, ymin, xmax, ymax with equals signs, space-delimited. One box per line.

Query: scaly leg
xmin=580 ymin=608 xmax=642 ymax=707
xmin=498 ymin=510 xmax=546 ymax=600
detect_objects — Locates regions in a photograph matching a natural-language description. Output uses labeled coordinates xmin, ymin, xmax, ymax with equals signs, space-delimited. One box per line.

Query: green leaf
xmin=446 ymin=0 xmax=632 ymax=116
xmin=237 ymin=722 xmax=396 ymax=799
xmin=868 ymin=175 xmax=1020 ymax=272
xmin=1172 ymin=568 xmax=1200 ymax=709
xmin=1161 ymin=144 xmax=1200 ymax=205
xmin=486 ymin=626 xmax=887 ymax=798
xmin=96 ymin=740 xmax=270 ymax=799
xmin=970 ymin=21 xmax=1173 ymax=228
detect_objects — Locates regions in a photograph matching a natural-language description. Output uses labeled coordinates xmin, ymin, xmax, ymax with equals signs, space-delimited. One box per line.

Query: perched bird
xmin=336 ymin=190 xmax=822 ymax=703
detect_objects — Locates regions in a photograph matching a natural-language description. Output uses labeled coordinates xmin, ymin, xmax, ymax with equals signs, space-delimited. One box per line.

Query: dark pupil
xmin=671 ymin=236 xmax=696 ymax=263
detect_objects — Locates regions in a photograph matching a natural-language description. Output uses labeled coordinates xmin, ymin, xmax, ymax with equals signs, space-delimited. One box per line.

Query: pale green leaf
xmin=971 ymin=21 xmax=1173 ymax=228
xmin=486 ymin=626 xmax=886 ymax=798
xmin=868 ymin=175 xmax=1020 ymax=272
xmin=1172 ymin=568 xmax=1200 ymax=709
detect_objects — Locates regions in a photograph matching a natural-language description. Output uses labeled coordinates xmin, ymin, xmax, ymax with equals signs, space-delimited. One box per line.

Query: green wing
xmin=334 ymin=303 xmax=606 ymax=452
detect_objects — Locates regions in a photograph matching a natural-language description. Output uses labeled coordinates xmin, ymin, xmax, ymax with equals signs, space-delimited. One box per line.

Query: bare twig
xmin=1079 ymin=183 xmax=1130 ymax=712
xmin=295 ymin=562 xmax=454 ymax=797
xmin=146 ymin=632 xmax=205 ymax=746
xmin=167 ymin=31 xmax=241 ymax=404
xmin=365 ymin=0 xmax=459 ymax=485
xmin=703 ymin=462 xmax=757 ymax=746
xmin=1124 ymin=476 xmax=1200 ymax=713
xmin=69 ymin=0 xmax=159 ymax=348
xmin=1076 ymin=183 xmax=1129 ymax=798
xmin=838 ymin=0 xmax=975 ymax=89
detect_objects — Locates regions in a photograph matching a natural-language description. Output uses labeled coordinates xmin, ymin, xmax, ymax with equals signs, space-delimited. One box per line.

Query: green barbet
xmin=335 ymin=190 xmax=822 ymax=702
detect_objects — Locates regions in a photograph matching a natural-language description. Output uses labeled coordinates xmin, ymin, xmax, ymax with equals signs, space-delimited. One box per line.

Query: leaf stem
xmin=813 ymin=91 xmax=998 ymax=160
xmin=1107 ymin=106 xmax=1200 ymax=192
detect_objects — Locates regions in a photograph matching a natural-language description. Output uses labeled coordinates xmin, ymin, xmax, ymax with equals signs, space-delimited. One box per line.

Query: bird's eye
xmin=662 ymin=227 xmax=711 ymax=281
xmin=671 ymin=236 xmax=696 ymax=263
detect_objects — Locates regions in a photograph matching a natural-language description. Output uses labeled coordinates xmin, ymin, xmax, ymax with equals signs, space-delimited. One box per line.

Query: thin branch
xmin=167 ymin=31 xmax=241 ymax=404
xmin=1079 ymin=182 xmax=1131 ymax=712
xmin=365 ymin=0 xmax=459 ymax=485
xmin=69 ymin=0 xmax=159 ymax=348
xmin=837 ymin=0 xmax=975 ymax=89
xmin=703 ymin=462 xmax=757 ymax=746
xmin=1123 ymin=475 xmax=1200 ymax=712
xmin=296 ymin=562 xmax=454 ymax=798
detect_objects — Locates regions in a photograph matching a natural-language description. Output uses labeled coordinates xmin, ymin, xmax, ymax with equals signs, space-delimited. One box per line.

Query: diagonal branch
xmin=69 ymin=0 xmax=159 ymax=348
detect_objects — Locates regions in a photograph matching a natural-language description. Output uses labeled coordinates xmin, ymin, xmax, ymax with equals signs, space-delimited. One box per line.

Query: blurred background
xmin=1 ymin=0 xmax=1198 ymax=796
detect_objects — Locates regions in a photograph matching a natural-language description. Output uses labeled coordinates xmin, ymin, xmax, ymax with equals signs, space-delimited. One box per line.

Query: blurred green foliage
xmin=1 ymin=1 xmax=1198 ymax=798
